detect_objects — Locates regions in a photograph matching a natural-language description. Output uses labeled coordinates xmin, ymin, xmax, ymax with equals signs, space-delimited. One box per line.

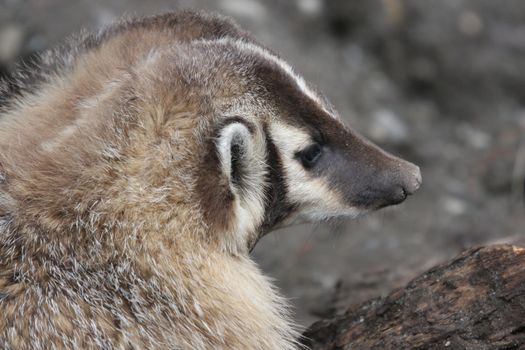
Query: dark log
xmin=302 ymin=245 xmax=525 ymax=349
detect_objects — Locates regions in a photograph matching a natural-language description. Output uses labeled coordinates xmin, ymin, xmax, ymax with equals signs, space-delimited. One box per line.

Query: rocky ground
xmin=2 ymin=0 xmax=525 ymax=329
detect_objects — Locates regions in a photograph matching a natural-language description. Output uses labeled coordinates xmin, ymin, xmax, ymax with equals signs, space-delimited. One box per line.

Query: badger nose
xmin=402 ymin=163 xmax=422 ymax=195
xmin=384 ymin=162 xmax=422 ymax=205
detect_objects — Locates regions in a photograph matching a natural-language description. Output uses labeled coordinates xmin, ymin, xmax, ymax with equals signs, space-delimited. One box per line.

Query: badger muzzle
xmin=318 ymin=130 xmax=422 ymax=210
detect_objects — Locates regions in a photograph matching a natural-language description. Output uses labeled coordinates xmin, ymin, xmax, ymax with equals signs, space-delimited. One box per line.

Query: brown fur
xmin=0 ymin=12 xmax=299 ymax=349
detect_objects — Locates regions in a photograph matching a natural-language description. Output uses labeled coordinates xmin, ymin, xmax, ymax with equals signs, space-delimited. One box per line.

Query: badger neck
xmin=146 ymin=245 xmax=299 ymax=349
xmin=120 ymin=227 xmax=298 ymax=348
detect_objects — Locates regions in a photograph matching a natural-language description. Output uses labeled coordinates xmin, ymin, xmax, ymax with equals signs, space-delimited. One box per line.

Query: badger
xmin=0 ymin=11 xmax=421 ymax=350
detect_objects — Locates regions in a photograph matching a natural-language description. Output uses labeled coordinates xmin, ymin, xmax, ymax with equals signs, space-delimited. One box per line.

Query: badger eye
xmin=297 ymin=143 xmax=322 ymax=169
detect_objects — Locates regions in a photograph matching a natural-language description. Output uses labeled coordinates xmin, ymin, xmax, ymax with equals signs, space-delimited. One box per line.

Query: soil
xmin=2 ymin=0 xmax=524 ymax=329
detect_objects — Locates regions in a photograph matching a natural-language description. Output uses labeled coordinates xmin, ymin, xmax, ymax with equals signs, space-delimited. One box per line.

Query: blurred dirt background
xmin=2 ymin=0 xmax=525 ymax=329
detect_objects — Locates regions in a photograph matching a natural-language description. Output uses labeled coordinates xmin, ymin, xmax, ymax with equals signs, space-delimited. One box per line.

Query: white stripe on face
xmin=267 ymin=122 xmax=363 ymax=222
xmin=194 ymin=37 xmax=336 ymax=119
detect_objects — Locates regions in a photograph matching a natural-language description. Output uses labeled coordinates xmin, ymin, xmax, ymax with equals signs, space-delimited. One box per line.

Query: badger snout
xmin=379 ymin=161 xmax=422 ymax=207
xmin=371 ymin=154 xmax=423 ymax=208
xmin=323 ymin=133 xmax=422 ymax=211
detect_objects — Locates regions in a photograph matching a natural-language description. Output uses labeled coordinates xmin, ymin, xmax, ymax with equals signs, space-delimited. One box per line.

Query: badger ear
xmin=216 ymin=122 xmax=254 ymax=189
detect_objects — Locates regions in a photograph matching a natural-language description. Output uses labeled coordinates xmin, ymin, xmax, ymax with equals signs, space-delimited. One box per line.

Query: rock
xmin=219 ymin=0 xmax=267 ymax=21
xmin=296 ymin=0 xmax=323 ymax=17
xmin=0 ymin=23 xmax=25 ymax=64
xmin=458 ymin=11 xmax=484 ymax=37
xmin=440 ymin=196 xmax=467 ymax=216
xmin=480 ymin=126 xmax=522 ymax=195
xmin=481 ymin=153 xmax=515 ymax=194
xmin=368 ymin=109 xmax=409 ymax=145
xmin=456 ymin=123 xmax=491 ymax=149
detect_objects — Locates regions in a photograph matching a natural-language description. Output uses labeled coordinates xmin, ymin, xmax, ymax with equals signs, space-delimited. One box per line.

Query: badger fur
xmin=0 ymin=11 xmax=421 ymax=349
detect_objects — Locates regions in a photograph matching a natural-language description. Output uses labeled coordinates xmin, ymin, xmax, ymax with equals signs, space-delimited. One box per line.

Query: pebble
xmin=458 ymin=11 xmax=483 ymax=36
xmin=368 ymin=109 xmax=409 ymax=145
xmin=0 ymin=23 xmax=25 ymax=63
xmin=441 ymin=196 xmax=467 ymax=216
xmin=296 ymin=0 xmax=323 ymax=16
xmin=456 ymin=123 xmax=491 ymax=149
xmin=219 ymin=0 xmax=267 ymax=21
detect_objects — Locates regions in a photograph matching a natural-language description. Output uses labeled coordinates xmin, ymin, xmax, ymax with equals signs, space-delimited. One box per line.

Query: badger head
xmin=0 ymin=13 xmax=421 ymax=258
xmin=180 ymin=38 xmax=422 ymax=252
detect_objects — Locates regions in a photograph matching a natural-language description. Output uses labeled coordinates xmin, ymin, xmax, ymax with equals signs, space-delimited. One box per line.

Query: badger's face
xmin=177 ymin=38 xmax=422 ymax=251
xmin=0 ymin=14 xmax=420 ymax=257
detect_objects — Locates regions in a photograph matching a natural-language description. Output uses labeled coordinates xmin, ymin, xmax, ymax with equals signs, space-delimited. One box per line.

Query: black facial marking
xmin=296 ymin=143 xmax=322 ymax=169
xmin=252 ymin=59 xmax=352 ymax=148
xmin=252 ymin=123 xmax=296 ymax=249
